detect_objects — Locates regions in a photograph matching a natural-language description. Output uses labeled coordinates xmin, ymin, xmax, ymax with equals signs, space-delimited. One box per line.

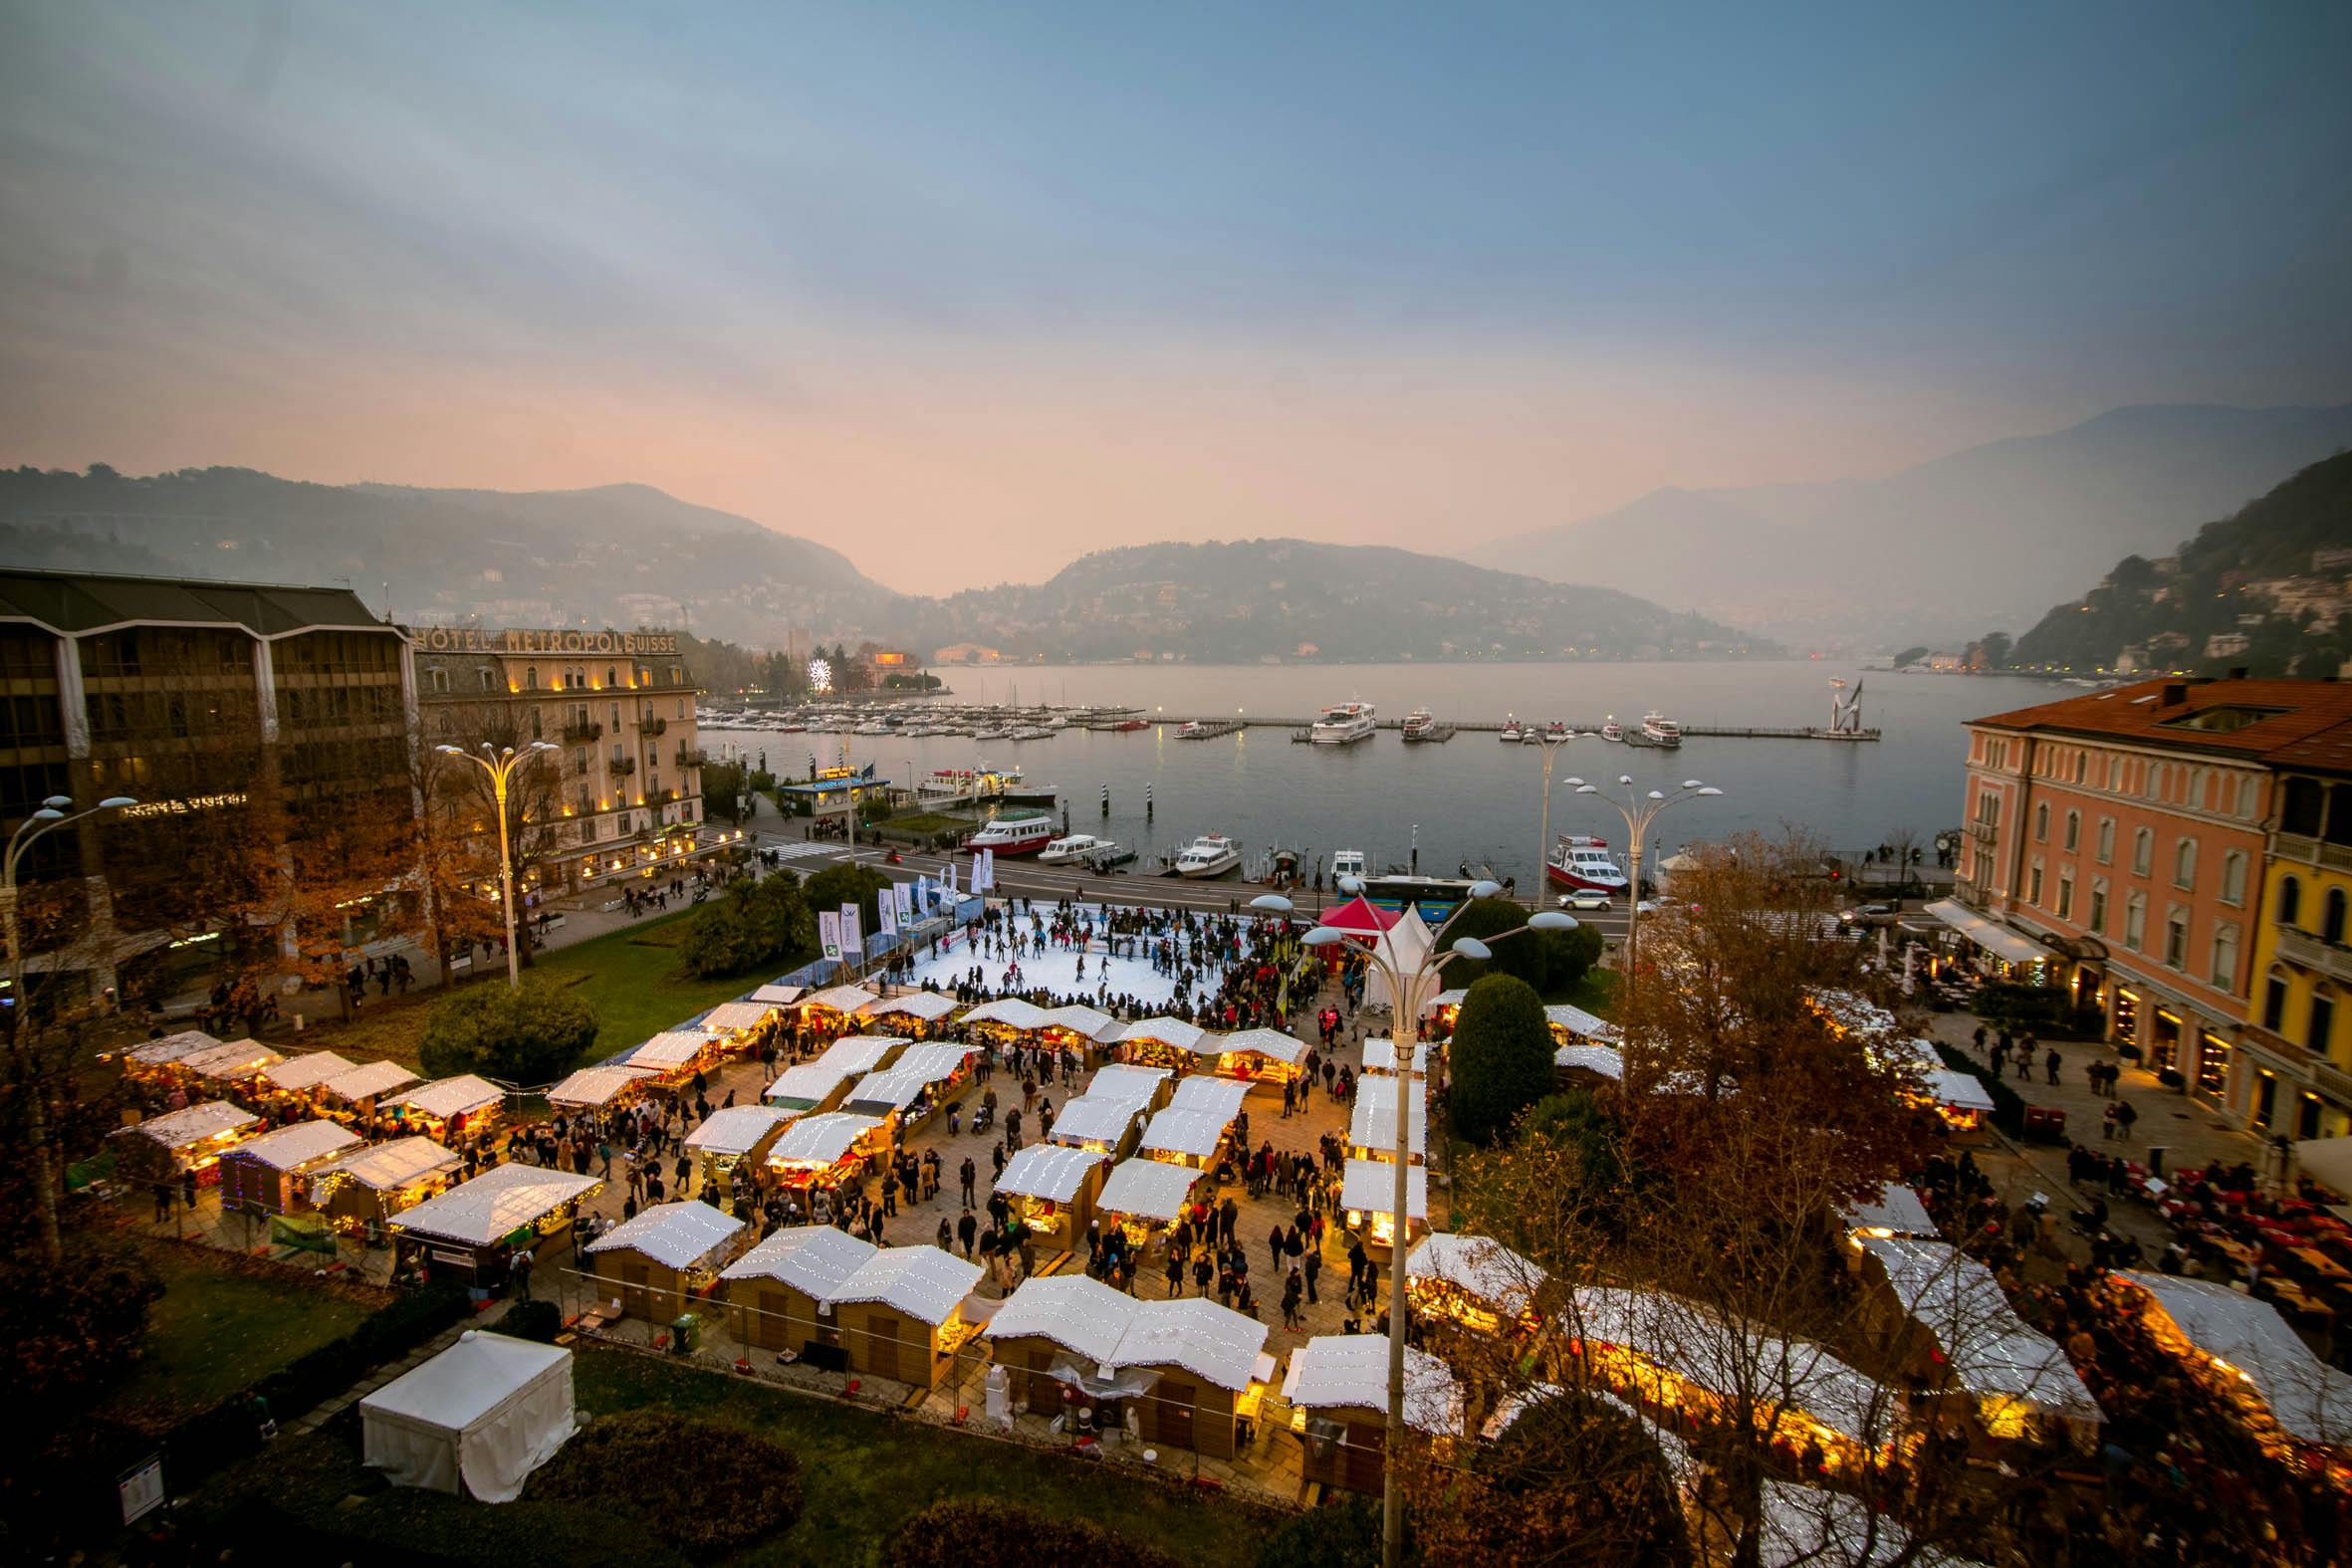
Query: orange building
xmin=1949 ymin=676 xmax=2352 ymax=1128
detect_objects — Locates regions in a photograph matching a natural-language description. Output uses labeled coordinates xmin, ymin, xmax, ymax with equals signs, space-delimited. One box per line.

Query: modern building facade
xmin=2246 ymin=730 xmax=2352 ymax=1140
xmin=1950 ymin=676 xmax=2352 ymax=1137
xmin=407 ymin=625 xmax=706 ymax=894
xmin=0 ymin=568 xmax=412 ymax=1009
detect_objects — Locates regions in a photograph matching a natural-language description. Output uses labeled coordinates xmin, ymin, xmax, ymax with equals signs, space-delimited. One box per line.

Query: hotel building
xmin=408 ymin=625 xmax=708 ymax=894
xmin=1950 ymin=676 xmax=2352 ymax=1136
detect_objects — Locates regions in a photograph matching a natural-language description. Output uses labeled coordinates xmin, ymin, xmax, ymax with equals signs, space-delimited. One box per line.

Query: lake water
xmin=703 ymin=662 xmax=2065 ymax=887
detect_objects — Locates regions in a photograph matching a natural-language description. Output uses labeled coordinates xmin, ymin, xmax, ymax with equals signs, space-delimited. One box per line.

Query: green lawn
xmin=534 ymin=911 xmax=797 ymax=1057
xmin=185 ymin=1346 xmax=1284 ymax=1568
xmin=104 ymin=1241 xmax=384 ymax=1430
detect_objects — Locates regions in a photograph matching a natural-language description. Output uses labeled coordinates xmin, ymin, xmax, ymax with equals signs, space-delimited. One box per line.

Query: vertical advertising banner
xmin=840 ymin=904 xmax=862 ymax=959
xmin=876 ymin=892 xmax=899 ymax=939
xmin=819 ymin=910 xmax=841 ymax=963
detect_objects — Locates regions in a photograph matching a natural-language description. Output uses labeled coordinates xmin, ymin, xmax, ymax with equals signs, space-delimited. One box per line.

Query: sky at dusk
xmin=3 ymin=2 xmax=2349 ymax=592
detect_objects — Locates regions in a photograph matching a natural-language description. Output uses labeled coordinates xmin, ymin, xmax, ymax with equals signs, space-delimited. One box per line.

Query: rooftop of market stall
xmin=398 ymin=1074 xmax=506 ymax=1130
xmin=1348 ymin=1076 xmax=1428 ymax=1160
xmin=181 ymin=1037 xmax=285 ymax=1082
xmin=1137 ymin=1106 xmax=1231 ymax=1168
xmin=827 ymin=1244 xmax=983 ymax=1327
xmin=1859 ymin=1236 xmax=2102 ymax=1431
xmin=996 ymin=1143 xmax=1108 ymax=1206
xmin=2114 ymin=1270 xmax=2352 ymax=1448
xmin=1097 ymin=1156 xmax=1205 ymax=1227
xmin=1363 ymin=1037 xmax=1432 ymax=1076
xmin=114 ymin=1099 xmax=262 ymax=1173
xmin=698 ymin=1000 xmax=779 ymax=1039
xmin=1167 ymin=1074 xmax=1253 ymax=1123
xmin=390 ymin=1164 xmax=601 ymax=1251
xmin=545 ymin=1064 xmax=659 ymax=1110
xmin=1406 ymin=1232 xmax=1549 ymax=1323
xmin=803 ymin=984 xmax=879 ymax=1016
xmin=764 ymin=1062 xmax=857 ymax=1112
xmin=1208 ymin=1026 xmax=1306 ymax=1082
xmin=722 ymin=1223 xmax=877 ymax=1297
xmin=123 ymin=1027 xmax=223 ymax=1074
xmin=751 ymin=983 xmax=807 ymax=1007
xmin=360 ymin=1330 xmax=575 ymax=1502
xmin=320 ymin=1059 xmax=422 ymax=1105
xmin=817 ymin=1033 xmax=909 ymax=1076
xmin=1084 ymin=1063 xmax=1174 ymax=1111
xmin=856 ymin=991 xmax=960 ymax=1027
xmin=764 ymin=1112 xmax=885 ymax=1181
xmin=224 ymin=1118 xmax=360 ymax=1175
xmin=683 ymin=1105 xmax=794 ymax=1161
xmin=1543 ymin=1004 xmax=1621 ymax=1045
xmin=1553 ymin=1042 xmax=1625 ymax=1081
xmin=1844 ymin=1184 xmax=1938 ymax=1243
xmin=1047 ymin=1095 xmax=1147 ymax=1154
xmin=586 ymin=1199 xmax=746 ymax=1273
xmin=310 ymin=1135 xmax=462 ymax=1218
xmin=1284 ymin=1334 xmax=1461 ymax=1433
xmin=261 ymin=1050 xmax=357 ymax=1095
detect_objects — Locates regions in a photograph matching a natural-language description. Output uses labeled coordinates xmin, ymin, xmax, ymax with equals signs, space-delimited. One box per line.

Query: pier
xmin=1150 ymin=716 xmax=1880 ymax=743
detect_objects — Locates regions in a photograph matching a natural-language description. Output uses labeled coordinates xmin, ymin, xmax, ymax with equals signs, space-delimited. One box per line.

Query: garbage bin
xmin=670 ymin=1312 xmax=701 ymax=1354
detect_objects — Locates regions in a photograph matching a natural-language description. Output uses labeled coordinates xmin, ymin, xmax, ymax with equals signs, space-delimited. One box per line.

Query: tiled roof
xmin=1972 ymin=676 xmax=2352 ymax=762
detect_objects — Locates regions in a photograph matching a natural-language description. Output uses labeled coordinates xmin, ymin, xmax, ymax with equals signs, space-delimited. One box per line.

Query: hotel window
xmin=526 ymin=666 xmax=540 ymax=690
xmin=2263 ymin=968 xmax=2288 ymax=1031
xmin=2124 ymin=894 xmax=2146 ymax=952
xmin=676 ymin=699 xmax=686 ymax=720
xmin=2096 ymin=817 xmax=2114 ymax=863
xmin=2211 ymin=924 xmax=2239 ymax=991
xmin=2027 ymin=862 xmax=2044 ymax=905
xmin=2282 ymin=777 xmax=2325 ymax=836
xmin=2033 ymin=802 xmax=2049 ymax=841
xmin=478 ymin=666 xmax=496 ymax=691
xmin=2088 ymin=880 xmax=2107 ymax=934
xmin=2280 ymin=875 xmax=2303 ymax=927
xmin=2055 ymin=872 xmax=2073 ymax=921
xmin=610 ymin=704 xmax=620 ymax=729
xmin=2164 ymin=908 xmax=2188 ymax=969
xmin=2063 ymin=811 xmax=2080 ymax=850
xmin=2173 ymin=838 xmax=2196 ymax=891
xmin=2311 ymin=987 xmax=2336 ymax=1056
xmin=428 ymin=667 xmax=450 ymax=694
xmin=2132 ymin=828 xmax=2152 ymax=877
xmin=2221 ymin=851 xmax=2246 ymax=906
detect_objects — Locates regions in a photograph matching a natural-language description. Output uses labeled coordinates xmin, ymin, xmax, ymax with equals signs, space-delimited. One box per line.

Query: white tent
xmin=699 ymin=1001 xmax=778 ymax=1034
xmin=361 ymin=1330 xmax=576 ymax=1501
xmin=1046 ymin=1095 xmax=1143 ymax=1150
xmin=1085 ymin=1063 xmax=1172 ymax=1105
xmin=1349 ymin=1076 xmax=1427 ymax=1157
xmin=816 ymin=1034 xmax=906 ymax=1075
xmin=1553 ymin=1042 xmax=1624 ymax=1080
xmin=1845 ymin=1184 xmax=1937 ymax=1239
xmin=1097 ymin=1156 xmax=1205 ymax=1223
xmin=858 ymin=990 xmax=960 ymax=1023
xmin=1363 ymin=1037 xmax=1432 ymax=1075
xmin=1340 ymin=1157 xmax=1428 ymax=1220
xmin=1139 ymin=1107 xmax=1229 ymax=1163
xmin=2119 ymin=1270 xmax=2352 ymax=1446
xmin=545 ymin=1064 xmax=657 ymax=1108
xmin=1167 ymin=1075 xmax=1253 ymax=1122
xmin=995 ymin=1143 xmax=1107 ymax=1204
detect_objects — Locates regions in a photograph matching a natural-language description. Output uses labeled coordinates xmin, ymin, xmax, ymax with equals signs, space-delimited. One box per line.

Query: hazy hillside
xmin=1469 ymin=403 xmax=2352 ymax=647
xmin=0 ymin=466 xmax=909 ymax=644
xmin=923 ymin=538 xmax=1768 ymax=662
xmin=0 ymin=468 xmax=1769 ymax=662
xmin=2005 ymin=451 xmax=2352 ymax=677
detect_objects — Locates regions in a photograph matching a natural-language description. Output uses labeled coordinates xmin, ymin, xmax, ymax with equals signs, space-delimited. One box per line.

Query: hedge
xmin=525 ymin=1412 xmax=803 ymax=1554
xmin=881 ymin=1499 xmax=1185 ymax=1568
xmin=162 ymin=1281 xmax=470 ymax=1486
xmin=495 ymin=1298 xmax=563 ymax=1343
xmin=1932 ymin=1042 xmax=2026 ymax=1138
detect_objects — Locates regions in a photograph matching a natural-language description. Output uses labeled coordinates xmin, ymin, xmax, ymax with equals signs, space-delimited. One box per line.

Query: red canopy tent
xmin=1319 ymin=896 xmax=1400 ymax=935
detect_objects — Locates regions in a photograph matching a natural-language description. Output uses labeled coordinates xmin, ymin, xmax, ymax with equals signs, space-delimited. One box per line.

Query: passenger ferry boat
xmin=1040 ymin=833 xmax=1115 ymax=865
xmin=966 ymin=812 xmax=1056 ymax=855
xmin=1173 ymin=833 xmax=1243 ymax=878
xmin=1498 ymin=720 xmax=1525 ymax=743
xmin=1599 ymin=718 xmax=1624 ymax=743
xmin=1310 ymin=701 xmax=1377 ymax=746
xmin=1641 ymin=711 xmax=1683 ymax=747
xmin=1399 ymin=707 xmax=1436 ymax=741
xmin=918 ymin=765 xmax=1021 ymax=804
xmin=1543 ymin=720 xmax=1570 ymax=742
xmin=1546 ymin=834 xmax=1630 ymax=893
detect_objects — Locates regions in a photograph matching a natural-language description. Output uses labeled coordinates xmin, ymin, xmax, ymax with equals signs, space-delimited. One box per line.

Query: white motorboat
xmin=966 ymin=812 xmax=1056 ymax=855
xmin=1641 ymin=711 xmax=1683 ymax=746
xmin=1009 ymin=725 xmax=1056 ymax=741
xmin=1040 ymin=833 xmax=1112 ymax=865
xmin=973 ymin=726 xmax=1013 ymax=741
xmin=1498 ymin=721 xmax=1524 ymax=743
xmin=1546 ymin=834 xmax=1630 ymax=893
xmin=1330 ymin=848 xmax=1368 ymax=885
xmin=1400 ymin=707 xmax=1435 ymax=741
xmin=1599 ymin=717 xmax=1624 ymax=743
xmin=1173 ymin=833 xmax=1243 ymax=878
xmin=1543 ymin=720 xmax=1570 ymax=742
xmin=1309 ymin=701 xmax=1377 ymax=746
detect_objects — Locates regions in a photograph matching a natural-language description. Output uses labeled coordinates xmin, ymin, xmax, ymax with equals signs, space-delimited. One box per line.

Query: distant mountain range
xmin=2003 ymin=450 xmax=2352 ymax=677
xmin=0 ymin=466 xmax=1764 ymax=662
xmin=1466 ymin=403 xmax=2352 ymax=648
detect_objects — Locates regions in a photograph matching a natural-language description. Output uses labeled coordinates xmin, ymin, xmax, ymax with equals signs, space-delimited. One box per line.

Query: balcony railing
xmin=2278 ymin=926 xmax=2352 ymax=986
xmin=2318 ymin=1059 xmax=2352 ymax=1107
xmin=2274 ymin=831 xmax=2352 ymax=873
xmin=562 ymin=721 xmax=602 ymax=745
xmin=609 ymin=756 xmax=636 ymax=778
xmin=642 ymin=716 xmax=668 ymax=737
xmin=675 ymin=747 xmax=707 ymax=769
xmin=1964 ymin=819 xmax=1998 ymax=844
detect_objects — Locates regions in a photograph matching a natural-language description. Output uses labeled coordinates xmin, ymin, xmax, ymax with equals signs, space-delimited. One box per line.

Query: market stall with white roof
xmin=765 ymin=1062 xmax=858 ymax=1114
xmin=619 ymin=1028 xmax=715 ymax=1083
xmin=764 ymin=1112 xmax=887 ymax=1193
xmin=1842 ymin=1184 xmax=1938 ymax=1247
xmin=1543 ymin=1004 xmax=1622 ymax=1046
xmin=1205 ymin=1026 xmax=1305 ymax=1084
xmin=544 ymin=1063 xmax=658 ymax=1110
xmin=1553 ymin=1042 xmax=1625 ymax=1083
xmin=1137 ymin=1106 xmax=1232 ymax=1170
xmin=856 ymin=990 xmax=960 ymax=1029
xmin=397 ymin=1074 xmax=506 ymax=1140
xmin=1406 ymin=1232 xmax=1549 ymax=1329
xmin=111 ymin=1100 xmax=262 ymax=1182
xmin=1339 ymin=1157 xmax=1428 ymax=1255
xmin=1858 ymin=1236 xmax=2102 ymax=1440
xmin=1167 ymin=1074 xmax=1254 ymax=1124
xmin=1047 ymin=1095 xmax=1147 ymax=1157
xmin=310 ymin=1135 xmax=462 ymax=1232
xmin=1096 ymin=1157 xmax=1206 ymax=1245
xmin=1111 ymin=1295 xmax=1273 ymax=1456
xmin=585 ymin=1199 xmax=746 ymax=1323
xmin=840 ymin=1064 xmax=935 ymax=1128
xmin=817 ymin=1033 xmax=909 ymax=1077
xmin=122 ymin=1027 xmax=223 ymax=1079
xmin=803 ymin=983 xmax=879 ymax=1018
xmin=1084 ymin=1062 xmax=1175 ymax=1113
xmin=985 ymin=1274 xmax=1139 ymax=1414
xmin=994 ymin=1143 xmax=1109 ymax=1248
xmin=218 ymin=1119 xmax=361 ymax=1214
xmin=2112 ymin=1270 xmax=2352 ymax=1451
xmin=697 ymin=1000 xmax=780 ymax=1053
xmin=181 ymin=1037 xmax=285 ymax=1084
xmin=682 ymin=1104 xmax=793 ymax=1184
xmin=1919 ymin=1069 xmax=1997 ymax=1136
xmin=390 ymin=1164 xmax=600 ymax=1288
xmin=320 ymin=1059 xmax=421 ymax=1109
xmin=1111 ymin=1015 xmax=1209 ymax=1071
xmin=261 ymin=1050 xmax=357 ymax=1097
xmin=751 ymin=983 xmax=807 ymax=1007
xmin=1348 ymin=1075 xmax=1427 ymax=1162
xmin=721 ymin=1225 xmax=876 ymax=1356
xmin=1283 ymin=1334 xmax=1462 ymax=1492
xmin=825 ymin=1244 xmax=985 ymax=1388
xmin=360 ymin=1330 xmax=576 ymax=1501
xmin=1363 ymin=1037 xmax=1431 ymax=1076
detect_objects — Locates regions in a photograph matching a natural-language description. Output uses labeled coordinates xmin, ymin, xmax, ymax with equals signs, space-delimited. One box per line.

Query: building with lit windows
xmin=0 ymin=568 xmax=412 ymax=1009
xmin=408 ymin=626 xmax=706 ymax=893
xmin=1946 ymin=676 xmax=2352 ymax=1133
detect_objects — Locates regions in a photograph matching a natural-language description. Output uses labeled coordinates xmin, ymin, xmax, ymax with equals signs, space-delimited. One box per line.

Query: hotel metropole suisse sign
xmin=411 ymin=627 xmax=680 ymax=656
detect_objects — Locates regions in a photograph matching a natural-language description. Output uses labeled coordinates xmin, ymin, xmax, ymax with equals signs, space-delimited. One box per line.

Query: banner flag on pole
xmin=818 ymin=910 xmax=842 ymax=963
xmin=894 ymin=880 xmax=914 ymax=924
xmin=840 ymin=904 xmax=862 ymax=958
xmin=876 ymin=893 xmax=898 ymax=939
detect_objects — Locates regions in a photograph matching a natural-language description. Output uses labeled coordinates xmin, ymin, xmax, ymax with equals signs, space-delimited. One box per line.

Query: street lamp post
xmin=3 ymin=792 xmax=137 ymax=1265
xmin=435 ymin=742 xmax=557 ymax=988
xmin=1568 ymin=775 xmax=1723 ymax=976
xmin=1532 ymin=730 xmax=1582 ymax=902
xmin=1274 ymin=885 xmax=1576 ymax=1568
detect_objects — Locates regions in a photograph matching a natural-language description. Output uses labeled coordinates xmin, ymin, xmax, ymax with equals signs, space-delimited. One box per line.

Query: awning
xmin=1922 ymin=900 xmax=2055 ymax=966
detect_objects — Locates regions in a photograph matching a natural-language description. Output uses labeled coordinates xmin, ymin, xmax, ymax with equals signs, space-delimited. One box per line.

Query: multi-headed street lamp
xmin=1257 ymin=883 xmax=1575 ymax=1568
xmin=1567 ymin=774 xmax=1723 ymax=973
xmin=434 ymin=741 xmax=558 ymax=987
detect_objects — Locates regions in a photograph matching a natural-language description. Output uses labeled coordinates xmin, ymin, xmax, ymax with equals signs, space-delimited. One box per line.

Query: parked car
xmin=1558 ymin=888 xmax=1612 ymax=911
xmin=1840 ymin=902 xmax=1899 ymax=927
